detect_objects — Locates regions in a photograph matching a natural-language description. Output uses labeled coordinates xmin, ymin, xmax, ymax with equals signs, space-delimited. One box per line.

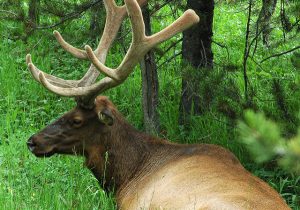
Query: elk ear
xmin=98 ymin=109 xmax=114 ymax=126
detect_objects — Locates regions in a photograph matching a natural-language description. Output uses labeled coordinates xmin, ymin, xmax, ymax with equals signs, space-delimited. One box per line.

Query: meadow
xmin=0 ymin=1 xmax=299 ymax=209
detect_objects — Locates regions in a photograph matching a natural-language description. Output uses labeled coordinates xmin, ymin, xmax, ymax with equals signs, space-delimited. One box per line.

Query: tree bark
xmin=140 ymin=5 xmax=160 ymax=134
xmin=258 ymin=0 xmax=277 ymax=46
xmin=28 ymin=0 xmax=40 ymax=27
xmin=179 ymin=0 xmax=214 ymax=126
xmin=89 ymin=2 xmax=105 ymax=42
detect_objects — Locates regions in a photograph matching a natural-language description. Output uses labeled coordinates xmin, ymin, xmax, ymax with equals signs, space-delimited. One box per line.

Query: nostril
xmin=27 ymin=138 xmax=37 ymax=148
xmin=27 ymin=141 xmax=34 ymax=147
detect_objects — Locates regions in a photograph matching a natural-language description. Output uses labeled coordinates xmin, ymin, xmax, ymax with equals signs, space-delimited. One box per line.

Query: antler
xmin=26 ymin=0 xmax=199 ymax=108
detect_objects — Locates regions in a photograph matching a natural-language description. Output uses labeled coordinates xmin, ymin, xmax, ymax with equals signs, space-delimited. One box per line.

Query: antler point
xmin=38 ymin=72 xmax=46 ymax=82
xmin=26 ymin=54 xmax=32 ymax=64
xmin=84 ymin=45 xmax=91 ymax=51
xmin=185 ymin=9 xmax=200 ymax=23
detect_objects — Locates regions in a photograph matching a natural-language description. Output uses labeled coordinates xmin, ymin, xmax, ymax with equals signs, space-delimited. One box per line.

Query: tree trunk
xmin=179 ymin=0 xmax=214 ymax=126
xmin=140 ymin=5 xmax=160 ymax=134
xmin=89 ymin=2 xmax=105 ymax=41
xmin=258 ymin=0 xmax=277 ymax=46
xmin=28 ymin=0 xmax=40 ymax=27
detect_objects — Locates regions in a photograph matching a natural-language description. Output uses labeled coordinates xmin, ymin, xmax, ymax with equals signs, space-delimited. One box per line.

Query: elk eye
xmin=72 ymin=118 xmax=82 ymax=126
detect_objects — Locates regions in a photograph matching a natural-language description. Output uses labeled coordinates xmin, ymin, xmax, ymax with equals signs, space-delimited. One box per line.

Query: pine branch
xmin=260 ymin=45 xmax=300 ymax=63
xmin=35 ymin=0 xmax=102 ymax=29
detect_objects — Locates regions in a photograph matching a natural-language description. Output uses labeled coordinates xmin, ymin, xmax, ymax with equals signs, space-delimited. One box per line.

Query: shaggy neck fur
xmin=84 ymin=111 xmax=180 ymax=193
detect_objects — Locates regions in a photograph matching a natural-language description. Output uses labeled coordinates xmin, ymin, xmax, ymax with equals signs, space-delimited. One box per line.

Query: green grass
xmin=1 ymin=1 xmax=300 ymax=209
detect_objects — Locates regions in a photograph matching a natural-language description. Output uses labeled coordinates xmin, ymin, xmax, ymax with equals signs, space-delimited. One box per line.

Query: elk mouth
xmin=27 ymin=139 xmax=56 ymax=158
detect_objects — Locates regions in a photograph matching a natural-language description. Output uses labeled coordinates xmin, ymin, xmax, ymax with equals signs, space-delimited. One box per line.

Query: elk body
xmin=26 ymin=0 xmax=290 ymax=209
xmin=28 ymin=96 xmax=290 ymax=210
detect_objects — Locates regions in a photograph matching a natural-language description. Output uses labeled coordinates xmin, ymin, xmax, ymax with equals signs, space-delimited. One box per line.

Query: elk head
xmin=26 ymin=0 xmax=199 ymax=158
xmin=27 ymin=96 xmax=117 ymax=157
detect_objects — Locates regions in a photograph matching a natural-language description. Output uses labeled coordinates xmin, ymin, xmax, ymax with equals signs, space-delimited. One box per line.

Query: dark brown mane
xmin=89 ymin=98 xmax=242 ymax=191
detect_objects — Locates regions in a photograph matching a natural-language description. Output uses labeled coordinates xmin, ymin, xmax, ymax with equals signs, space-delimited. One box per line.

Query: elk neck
xmin=83 ymin=112 xmax=178 ymax=192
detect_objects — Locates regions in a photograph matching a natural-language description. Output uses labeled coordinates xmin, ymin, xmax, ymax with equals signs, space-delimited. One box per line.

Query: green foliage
xmin=291 ymin=52 xmax=300 ymax=70
xmin=281 ymin=135 xmax=300 ymax=174
xmin=239 ymin=111 xmax=283 ymax=162
xmin=239 ymin=110 xmax=300 ymax=174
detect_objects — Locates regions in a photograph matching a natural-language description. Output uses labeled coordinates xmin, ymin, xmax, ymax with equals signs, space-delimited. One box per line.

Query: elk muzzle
xmin=27 ymin=134 xmax=56 ymax=157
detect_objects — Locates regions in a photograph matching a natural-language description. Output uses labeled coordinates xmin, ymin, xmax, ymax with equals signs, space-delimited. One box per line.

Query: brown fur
xmin=27 ymin=96 xmax=290 ymax=210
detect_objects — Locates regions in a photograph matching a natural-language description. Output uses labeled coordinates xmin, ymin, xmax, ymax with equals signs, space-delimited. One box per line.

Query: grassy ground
xmin=0 ymin=2 xmax=299 ymax=209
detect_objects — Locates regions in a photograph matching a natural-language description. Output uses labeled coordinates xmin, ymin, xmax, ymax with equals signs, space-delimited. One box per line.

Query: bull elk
xmin=25 ymin=0 xmax=290 ymax=209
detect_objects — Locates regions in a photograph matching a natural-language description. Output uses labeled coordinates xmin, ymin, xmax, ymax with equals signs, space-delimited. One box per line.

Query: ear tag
xmin=98 ymin=110 xmax=114 ymax=126
xmin=99 ymin=113 xmax=105 ymax=121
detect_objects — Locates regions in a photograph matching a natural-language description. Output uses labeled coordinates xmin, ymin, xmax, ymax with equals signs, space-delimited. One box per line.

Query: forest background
xmin=0 ymin=0 xmax=299 ymax=209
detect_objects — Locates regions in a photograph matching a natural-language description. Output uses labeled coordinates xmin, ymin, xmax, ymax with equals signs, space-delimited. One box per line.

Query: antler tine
xmin=26 ymin=30 xmax=90 ymax=89
xmin=148 ymin=10 xmax=200 ymax=47
xmin=86 ymin=0 xmax=200 ymax=82
xmin=103 ymin=0 xmax=118 ymax=9
xmin=38 ymin=72 xmax=96 ymax=97
xmin=85 ymin=45 xmax=120 ymax=81
xmin=53 ymin=0 xmax=149 ymax=61
xmin=95 ymin=0 xmax=126 ymax=52
xmin=26 ymin=54 xmax=40 ymax=82
xmin=26 ymin=0 xmax=128 ymax=92
xmin=53 ymin=31 xmax=88 ymax=60
xmin=26 ymin=0 xmax=131 ymax=104
xmin=34 ymin=0 xmax=129 ymax=89
xmin=26 ymin=54 xmax=77 ymax=88
xmin=77 ymin=0 xmax=127 ymax=86
xmin=27 ymin=0 xmax=199 ymax=109
xmin=38 ymin=72 xmax=118 ymax=106
xmin=125 ymin=0 xmax=146 ymax=42
xmin=51 ymin=0 xmax=126 ymax=86
xmin=52 ymin=0 xmax=128 ymax=60
xmin=78 ymin=0 xmax=149 ymax=86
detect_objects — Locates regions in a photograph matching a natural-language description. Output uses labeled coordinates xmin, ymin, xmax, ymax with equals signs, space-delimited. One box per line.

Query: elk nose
xmin=27 ymin=136 xmax=37 ymax=149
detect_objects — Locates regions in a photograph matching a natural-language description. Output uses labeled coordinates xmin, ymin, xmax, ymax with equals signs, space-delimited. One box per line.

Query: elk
xmin=26 ymin=0 xmax=290 ymax=209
